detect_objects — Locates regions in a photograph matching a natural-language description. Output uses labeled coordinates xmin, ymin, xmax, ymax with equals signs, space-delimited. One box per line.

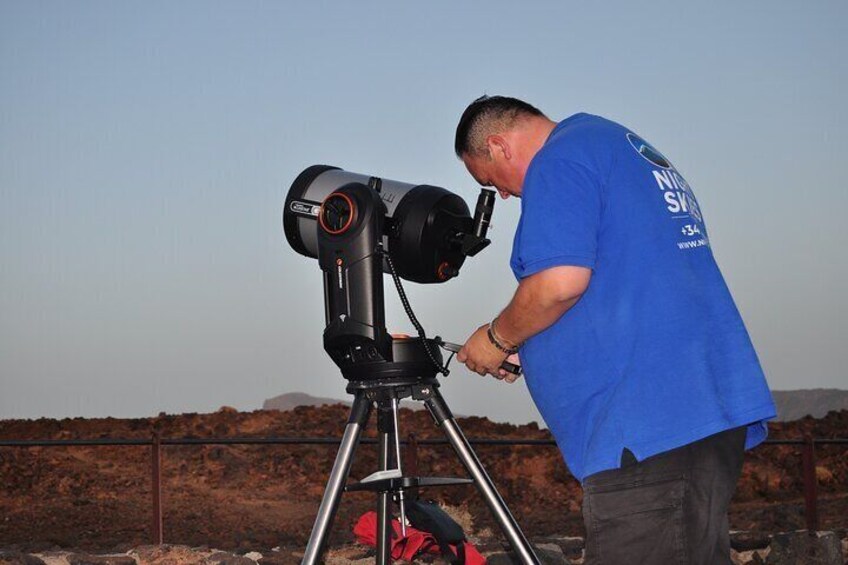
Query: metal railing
xmin=2 ymin=435 xmax=846 ymax=544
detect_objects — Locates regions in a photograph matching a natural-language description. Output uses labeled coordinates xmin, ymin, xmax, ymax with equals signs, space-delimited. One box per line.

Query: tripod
xmin=286 ymin=177 xmax=539 ymax=563
xmin=301 ymin=375 xmax=541 ymax=565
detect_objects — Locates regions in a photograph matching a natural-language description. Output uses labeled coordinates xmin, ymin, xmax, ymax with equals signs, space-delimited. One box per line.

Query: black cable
xmin=382 ymin=249 xmax=450 ymax=376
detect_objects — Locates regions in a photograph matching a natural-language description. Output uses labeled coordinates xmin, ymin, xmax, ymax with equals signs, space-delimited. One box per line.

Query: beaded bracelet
xmin=487 ymin=321 xmax=520 ymax=355
xmin=492 ymin=317 xmax=522 ymax=350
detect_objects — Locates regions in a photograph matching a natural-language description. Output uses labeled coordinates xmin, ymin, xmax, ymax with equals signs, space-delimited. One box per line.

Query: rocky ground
xmin=1 ymin=531 xmax=846 ymax=564
xmin=1 ymin=405 xmax=846 ymax=562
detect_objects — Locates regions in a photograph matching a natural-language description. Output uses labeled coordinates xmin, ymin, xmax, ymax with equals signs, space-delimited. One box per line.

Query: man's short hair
xmin=454 ymin=95 xmax=546 ymax=158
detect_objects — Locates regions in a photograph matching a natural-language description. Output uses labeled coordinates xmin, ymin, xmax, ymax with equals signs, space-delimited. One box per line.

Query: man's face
xmin=462 ymin=150 xmax=524 ymax=200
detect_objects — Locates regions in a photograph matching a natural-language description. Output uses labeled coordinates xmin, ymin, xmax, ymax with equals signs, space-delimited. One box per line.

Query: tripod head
xmin=283 ymin=165 xmax=496 ymax=381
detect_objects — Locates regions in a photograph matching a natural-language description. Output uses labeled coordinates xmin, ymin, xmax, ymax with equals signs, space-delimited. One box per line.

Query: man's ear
xmin=486 ymin=135 xmax=512 ymax=160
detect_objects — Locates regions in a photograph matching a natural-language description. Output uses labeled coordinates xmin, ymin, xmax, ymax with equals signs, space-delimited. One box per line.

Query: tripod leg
xmin=302 ymin=393 xmax=372 ymax=565
xmin=376 ymin=412 xmax=392 ymax=565
xmin=425 ymin=389 xmax=541 ymax=565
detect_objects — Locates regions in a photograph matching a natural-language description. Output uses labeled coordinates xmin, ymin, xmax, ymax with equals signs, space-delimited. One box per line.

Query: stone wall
xmin=2 ymin=530 xmax=846 ymax=565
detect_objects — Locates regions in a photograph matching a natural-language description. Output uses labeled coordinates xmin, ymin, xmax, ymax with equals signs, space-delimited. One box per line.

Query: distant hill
xmin=772 ymin=389 xmax=848 ymax=421
xmin=262 ymin=391 xmax=427 ymax=413
xmin=263 ymin=389 xmax=848 ymax=422
xmin=262 ymin=392 xmax=350 ymax=412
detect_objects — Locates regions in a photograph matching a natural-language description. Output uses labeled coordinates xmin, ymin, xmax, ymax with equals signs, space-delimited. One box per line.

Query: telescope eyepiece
xmin=472 ymin=189 xmax=496 ymax=240
xmin=453 ymin=188 xmax=495 ymax=257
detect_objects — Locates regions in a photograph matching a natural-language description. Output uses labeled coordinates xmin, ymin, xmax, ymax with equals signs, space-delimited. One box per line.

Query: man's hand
xmin=456 ymin=324 xmax=509 ymax=379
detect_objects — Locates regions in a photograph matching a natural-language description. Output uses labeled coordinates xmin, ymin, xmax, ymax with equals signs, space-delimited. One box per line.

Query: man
xmin=454 ymin=95 xmax=775 ymax=565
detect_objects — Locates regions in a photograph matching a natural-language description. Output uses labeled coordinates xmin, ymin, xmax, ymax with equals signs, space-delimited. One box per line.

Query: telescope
xmin=283 ymin=165 xmax=496 ymax=381
xmin=284 ymin=165 xmax=495 ymax=283
xmin=282 ymin=165 xmax=539 ymax=565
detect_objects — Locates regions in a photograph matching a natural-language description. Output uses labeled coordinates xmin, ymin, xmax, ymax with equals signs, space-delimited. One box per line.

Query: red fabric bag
xmin=353 ymin=511 xmax=486 ymax=564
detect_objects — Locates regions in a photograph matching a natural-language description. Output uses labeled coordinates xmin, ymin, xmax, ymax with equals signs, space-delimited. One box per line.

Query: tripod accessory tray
xmin=346 ymin=475 xmax=473 ymax=493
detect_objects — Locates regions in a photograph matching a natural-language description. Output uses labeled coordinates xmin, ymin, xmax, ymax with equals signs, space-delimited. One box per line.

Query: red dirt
xmin=1 ymin=405 xmax=846 ymax=552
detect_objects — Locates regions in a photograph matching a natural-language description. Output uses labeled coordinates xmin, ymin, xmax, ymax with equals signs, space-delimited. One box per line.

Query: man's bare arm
xmin=457 ymin=265 xmax=591 ymax=377
xmin=497 ymin=265 xmax=591 ymax=346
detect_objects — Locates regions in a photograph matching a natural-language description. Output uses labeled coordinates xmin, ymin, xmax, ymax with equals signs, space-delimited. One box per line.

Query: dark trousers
xmin=581 ymin=426 xmax=746 ymax=565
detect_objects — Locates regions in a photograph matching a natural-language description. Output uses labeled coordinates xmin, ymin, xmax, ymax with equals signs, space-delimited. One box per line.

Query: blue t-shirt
xmin=511 ymin=113 xmax=776 ymax=482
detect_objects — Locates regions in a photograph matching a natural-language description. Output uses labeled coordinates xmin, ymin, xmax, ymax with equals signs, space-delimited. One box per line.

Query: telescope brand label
xmin=290 ymin=201 xmax=320 ymax=216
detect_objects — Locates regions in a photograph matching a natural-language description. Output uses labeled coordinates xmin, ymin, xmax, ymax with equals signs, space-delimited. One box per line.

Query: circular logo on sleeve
xmin=626 ymin=132 xmax=671 ymax=169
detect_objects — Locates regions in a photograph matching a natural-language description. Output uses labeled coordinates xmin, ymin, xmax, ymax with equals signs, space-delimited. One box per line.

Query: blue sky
xmin=1 ymin=1 xmax=846 ymax=423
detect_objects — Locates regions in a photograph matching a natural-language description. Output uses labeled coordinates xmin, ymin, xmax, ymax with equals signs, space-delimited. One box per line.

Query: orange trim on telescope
xmin=318 ymin=192 xmax=356 ymax=235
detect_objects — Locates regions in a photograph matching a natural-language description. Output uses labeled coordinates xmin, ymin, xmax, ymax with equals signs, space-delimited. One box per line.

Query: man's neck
xmin=513 ymin=117 xmax=558 ymax=166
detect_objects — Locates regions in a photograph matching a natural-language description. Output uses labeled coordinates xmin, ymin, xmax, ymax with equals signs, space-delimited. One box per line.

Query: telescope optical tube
xmin=283 ymin=166 xmax=473 ymax=283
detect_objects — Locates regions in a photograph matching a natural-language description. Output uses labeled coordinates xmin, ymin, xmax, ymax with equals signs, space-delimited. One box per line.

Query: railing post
xmin=404 ymin=433 xmax=420 ymax=500
xmin=151 ymin=431 xmax=163 ymax=544
xmin=801 ymin=435 xmax=819 ymax=532
xmin=404 ymin=432 xmax=419 ymax=477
